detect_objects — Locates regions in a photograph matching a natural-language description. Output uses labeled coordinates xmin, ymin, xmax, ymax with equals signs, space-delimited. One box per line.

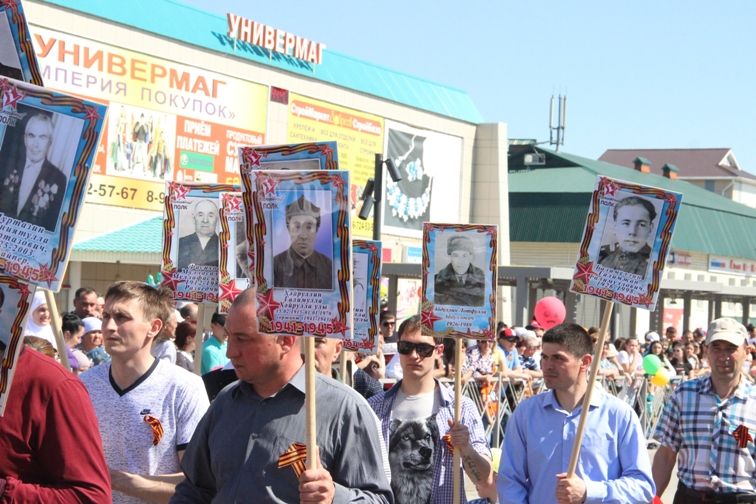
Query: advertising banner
xmin=31 ymin=26 xmax=267 ymax=210
xmin=287 ymin=94 xmax=383 ymax=238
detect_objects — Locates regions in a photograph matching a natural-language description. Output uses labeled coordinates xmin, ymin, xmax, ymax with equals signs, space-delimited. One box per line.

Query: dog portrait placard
xmin=0 ymin=78 xmax=107 ymax=291
xmin=217 ymin=191 xmax=250 ymax=313
xmin=246 ymin=169 xmax=351 ymax=338
xmin=421 ymin=223 xmax=497 ymax=339
xmin=343 ymin=240 xmax=381 ymax=352
xmin=570 ymin=176 xmax=683 ymax=310
xmin=161 ymin=182 xmax=237 ymax=303
xmin=0 ymin=275 xmax=34 ymax=416
xmin=0 ymin=1 xmax=42 ymax=85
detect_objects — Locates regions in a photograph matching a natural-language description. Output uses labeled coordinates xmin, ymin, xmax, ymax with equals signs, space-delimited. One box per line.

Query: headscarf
xmin=24 ymin=291 xmax=57 ymax=350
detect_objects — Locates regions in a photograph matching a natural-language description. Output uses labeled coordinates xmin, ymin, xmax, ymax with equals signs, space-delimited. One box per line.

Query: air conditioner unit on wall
xmin=524 ymin=153 xmax=546 ymax=166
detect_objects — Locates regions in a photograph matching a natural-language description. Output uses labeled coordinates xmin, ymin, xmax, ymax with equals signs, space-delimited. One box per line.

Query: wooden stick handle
xmin=452 ymin=338 xmax=464 ymax=504
xmin=339 ymin=350 xmax=348 ymax=384
xmin=304 ymin=336 xmax=318 ymax=470
xmin=44 ymin=289 xmax=69 ymax=370
xmin=566 ymin=301 xmax=614 ymax=476
xmin=193 ymin=304 xmax=206 ymax=375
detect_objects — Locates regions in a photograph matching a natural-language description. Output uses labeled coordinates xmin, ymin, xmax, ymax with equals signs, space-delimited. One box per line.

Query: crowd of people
xmin=1 ymin=280 xmax=755 ymax=503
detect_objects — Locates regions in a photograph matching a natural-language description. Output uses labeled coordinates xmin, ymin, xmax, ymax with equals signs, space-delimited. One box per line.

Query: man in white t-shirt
xmin=369 ymin=315 xmax=493 ymax=504
xmin=81 ymin=281 xmax=209 ymax=504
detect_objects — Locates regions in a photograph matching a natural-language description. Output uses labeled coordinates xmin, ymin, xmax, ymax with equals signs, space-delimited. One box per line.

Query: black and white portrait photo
xmin=272 ymin=193 xmax=334 ymax=290
xmin=177 ymin=198 xmax=220 ymax=270
xmin=0 ymin=105 xmax=82 ymax=232
xmin=597 ymin=194 xmax=661 ymax=277
xmin=234 ymin=216 xmax=250 ymax=279
xmin=433 ymin=233 xmax=486 ymax=307
xmin=0 ymin=15 xmax=22 ymax=81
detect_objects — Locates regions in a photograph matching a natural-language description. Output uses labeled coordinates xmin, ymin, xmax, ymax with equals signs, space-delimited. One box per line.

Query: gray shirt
xmin=171 ymin=365 xmax=393 ymax=504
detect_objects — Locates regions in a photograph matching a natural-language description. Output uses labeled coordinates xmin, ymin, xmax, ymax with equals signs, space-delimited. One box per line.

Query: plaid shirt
xmin=368 ymin=379 xmax=491 ymax=504
xmin=654 ymin=375 xmax=756 ymax=493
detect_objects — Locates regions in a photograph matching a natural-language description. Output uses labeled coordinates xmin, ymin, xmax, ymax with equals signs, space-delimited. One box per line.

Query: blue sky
xmin=182 ymin=0 xmax=756 ymax=173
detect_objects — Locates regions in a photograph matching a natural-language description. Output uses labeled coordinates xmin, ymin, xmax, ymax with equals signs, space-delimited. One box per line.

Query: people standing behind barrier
xmin=369 ymin=315 xmax=493 ymax=504
xmin=80 ymin=316 xmax=110 ymax=366
xmin=652 ymin=317 xmax=756 ymax=503
xmin=23 ymin=290 xmax=56 ymax=349
xmin=174 ymin=321 xmax=196 ymax=372
xmin=516 ymin=333 xmax=543 ymax=379
xmin=598 ymin=340 xmax=623 ymax=381
xmin=498 ymin=323 xmax=655 ymax=503
xmin=646 ymin=340 xmax=675 ymax=376
xmin=668 ymin=343 xmax=693 ymax=378
xmin=617 ymin=337 xmax=644 ymax=377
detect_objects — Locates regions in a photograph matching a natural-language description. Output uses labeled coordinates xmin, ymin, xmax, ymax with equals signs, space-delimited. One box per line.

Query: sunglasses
xmin=397 ymin=340 xmax=436 ymax=358
xmin=381 ymin=321 xmax=396 ymax=328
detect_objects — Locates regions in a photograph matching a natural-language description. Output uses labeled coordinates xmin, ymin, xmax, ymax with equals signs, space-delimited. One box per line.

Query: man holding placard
xmin=172 ymin=289 xmax=391 ymax=503
xmin=498 ymin=323 xmax=655 ymax=504
xmin=652 ymin=317 xmax=756 ymax=503
xmin=369 ymin=315 xmax=492 ymax=504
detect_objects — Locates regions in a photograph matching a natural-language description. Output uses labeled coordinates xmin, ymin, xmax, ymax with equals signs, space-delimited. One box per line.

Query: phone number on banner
xmin=84 ymin=174 xmax=166 ymax=211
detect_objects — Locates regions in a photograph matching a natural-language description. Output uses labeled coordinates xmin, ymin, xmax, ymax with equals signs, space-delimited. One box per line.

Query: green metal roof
xmin=40 ymin=0 xmax=483 ymax=123
xmin=509 ymin=148 xmax=756 ymax=260
xmin=75 ymin=217 xmax=163 ymax=254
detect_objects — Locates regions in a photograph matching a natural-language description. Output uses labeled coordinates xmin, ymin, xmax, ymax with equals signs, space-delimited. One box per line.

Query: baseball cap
xmin=498 ymin=327 xmax=514 ymax=338
xmin=705 ymin=318 xmax=747 ymax=347
xmin=82 ymin=316 xmax=102 ymax=335
xmin=645 ymin=331 xmax=660 ymax=343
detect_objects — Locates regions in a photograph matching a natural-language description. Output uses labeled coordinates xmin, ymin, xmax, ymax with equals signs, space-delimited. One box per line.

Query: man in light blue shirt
xmin=498 ymin=323 xmax=654 ymax=504
xmin=200 ymin=312 xmax=228 ymax=374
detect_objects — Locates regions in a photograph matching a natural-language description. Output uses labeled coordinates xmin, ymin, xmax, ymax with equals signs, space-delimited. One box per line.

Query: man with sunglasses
xmin=368 ymin=315 xmax=493 ymax=504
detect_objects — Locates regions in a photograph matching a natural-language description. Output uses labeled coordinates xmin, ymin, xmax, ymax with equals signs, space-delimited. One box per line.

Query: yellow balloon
xmin=650 ymin=371 xmax=669 ymax=387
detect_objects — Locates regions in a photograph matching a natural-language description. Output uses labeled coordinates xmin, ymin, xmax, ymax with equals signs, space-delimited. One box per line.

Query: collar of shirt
xmin=234 ymin=364 xmax=308 ymax=400
xmin=383 ymin=378 xmax=453 ymax=408
xmin=289 ymin=249 xmax=316 ymax=269
xmin=542 ymin=387 xmax=604 ymax=414
xmin=700 ymin=373 xmax=753 ymax=402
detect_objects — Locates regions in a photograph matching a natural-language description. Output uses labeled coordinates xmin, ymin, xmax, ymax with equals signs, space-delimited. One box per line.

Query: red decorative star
xmin=219 ymin=279 xmax=242 ymax=301
xmin=84 ymin=105 xmax=100 ymax=121
xmin=37 ymin=264 xmax=58 ymax=287
xmin=160 ymin=269 xmax=184 ymax=291
xmin=242 ymin=148 xmax=263 ymax=167
xmin=638 ymin=295 xmax=654 ymax=308
xmin=259 ymin=174 xmax=278 ymax=196
xmin=16 ymin=282 xmax=30 ymax=298
xmin=224 ymin=194 xmax=242 ymax=211
xmin=1 ymin=1 xmax=18 ymax=14
xmin=2 ymin=83 xmax=24 ymax=110
xmin=257 ymin=289 xmax=281 ymax=320
xmin=602 ymin=180 xmax=619 ymax=197
xmin=170 ymin=183 xmax=190 ymax=201
xmin=331 ymin=175 xmax=345 ymax=192
xmin=421 ymin=308 xmax=442 ymax=328
xmin=330 ymin=317 xmax=347 ymax=336
xmin=368 ymin=242 xmax=377 ymax=253
xmin=574 ymin=261 xmax=596 ymax=283
xmin=318 ymin=144 xmax=333 ymax=157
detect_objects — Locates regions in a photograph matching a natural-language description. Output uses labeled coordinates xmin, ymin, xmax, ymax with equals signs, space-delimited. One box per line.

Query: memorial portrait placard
xmin=421 ymin=223 xmax=497 ymax=339
xmin=161 ymin=181 xmax=237 ymax=303
xmin=247 ymin=169 xmax=351 ymax=338
xmin=570 ymin=176 xmax=683 ymax=310
xmin=0 ymin=78 xmax=107 ymax=290
xmin=343 ymin=240 xmax=381 ymax=352
xmin=217 ymin=191 xmax=249 ymax=313
xmin=0 ymin=1 xmax=42 ymax=85
xmin=0 ymin=275 xmax=34 ymax=416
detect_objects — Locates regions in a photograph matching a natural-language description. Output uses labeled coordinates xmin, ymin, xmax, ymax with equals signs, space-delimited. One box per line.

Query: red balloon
xmin=534 ymin=296 xmax=566 ymax=330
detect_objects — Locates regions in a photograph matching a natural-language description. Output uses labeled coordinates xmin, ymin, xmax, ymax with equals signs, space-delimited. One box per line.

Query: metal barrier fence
xmin=455 ymin=374 xmax=682 ymax=449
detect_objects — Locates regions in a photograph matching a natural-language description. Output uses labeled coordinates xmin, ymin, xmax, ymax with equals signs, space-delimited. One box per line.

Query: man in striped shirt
xmin=652 ymin=317 xmax=756 ymax=503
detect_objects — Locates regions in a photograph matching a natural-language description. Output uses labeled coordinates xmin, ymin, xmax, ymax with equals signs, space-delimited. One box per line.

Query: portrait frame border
xmin=421 ymin=222 xmax=498 ymax=340
xmin=0 ymin=1 xmax=43 ymax=85
xmin=0 ymin=275 xmax=34 ymax=416
xmin=160 ymin=181 xmax=238 ymax=303
xmin=249 ymin=169 xmax=351 ymax=337
xmin=217 ymin=191 xmax=246 ymax=313
xmin=0 ymin=78 xmax=107 ymax=291
xmin=344 ymin=239 xmax=381 ymax=352
xmin=569 ymin=176 xmax=683 ymax=310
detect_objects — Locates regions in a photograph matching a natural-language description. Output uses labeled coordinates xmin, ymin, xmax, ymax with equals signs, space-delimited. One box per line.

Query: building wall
xmin=732 ymin=180 xmax=756 ymax=209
